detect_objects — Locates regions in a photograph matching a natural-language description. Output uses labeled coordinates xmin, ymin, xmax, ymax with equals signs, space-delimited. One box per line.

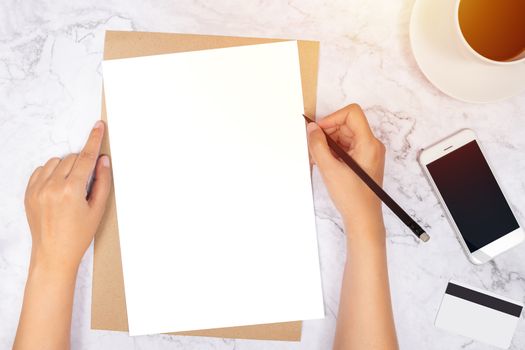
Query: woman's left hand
xmin=24 ymin=120 xmax=112 ymax=274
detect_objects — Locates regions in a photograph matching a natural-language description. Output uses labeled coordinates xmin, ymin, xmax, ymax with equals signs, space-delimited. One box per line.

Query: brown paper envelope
xmin=92 ymin=31 xmax=319 ymax=341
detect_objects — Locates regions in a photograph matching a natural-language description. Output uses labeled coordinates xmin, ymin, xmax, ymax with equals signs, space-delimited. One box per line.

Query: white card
xmin=435 ymin=280 xmax=523 ymax=349
xmin=102 ymin=41 xmax=324 ymax=336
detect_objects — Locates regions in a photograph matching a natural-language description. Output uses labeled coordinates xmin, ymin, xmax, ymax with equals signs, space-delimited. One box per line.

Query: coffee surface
xmin=459 ymin=0 xmax=525 ymax=62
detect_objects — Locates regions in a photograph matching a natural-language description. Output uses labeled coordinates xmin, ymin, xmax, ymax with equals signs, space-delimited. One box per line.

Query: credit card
xmin=435 ymin=280 xmax=523 ymax=349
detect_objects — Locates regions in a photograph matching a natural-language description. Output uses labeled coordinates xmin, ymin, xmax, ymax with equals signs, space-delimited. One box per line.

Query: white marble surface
xmin=1 ymin=0 xmax=524 ymax=349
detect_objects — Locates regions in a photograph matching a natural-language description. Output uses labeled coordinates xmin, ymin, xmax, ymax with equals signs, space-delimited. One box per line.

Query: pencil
xmin=303 ymin=114 xmax=430 ymax=242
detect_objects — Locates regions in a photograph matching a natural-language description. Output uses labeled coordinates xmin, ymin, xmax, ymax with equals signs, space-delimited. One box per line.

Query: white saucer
xmin=409 ymin=0 xmax=525 ymax=103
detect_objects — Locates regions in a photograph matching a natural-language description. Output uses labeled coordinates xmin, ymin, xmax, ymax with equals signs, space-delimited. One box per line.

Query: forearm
xmin=333 ymin=213 xmax=398 ymax=350
xmin=13 ymin=261 xmax=77 ymax=350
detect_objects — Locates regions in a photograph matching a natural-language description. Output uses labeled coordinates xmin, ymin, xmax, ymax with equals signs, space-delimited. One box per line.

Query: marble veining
xmin=1 ymin=0 xmax=524 ymax=349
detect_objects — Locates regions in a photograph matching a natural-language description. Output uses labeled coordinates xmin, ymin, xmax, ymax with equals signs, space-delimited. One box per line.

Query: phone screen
xmin=427 ymin=140 xmax=519 ymax=252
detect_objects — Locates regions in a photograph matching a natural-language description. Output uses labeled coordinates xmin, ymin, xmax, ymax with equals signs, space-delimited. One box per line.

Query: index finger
xmin=317 ymin=104 xmax=375 ymax=141
xmin=69 ymin=120 xmax=105 ymax=184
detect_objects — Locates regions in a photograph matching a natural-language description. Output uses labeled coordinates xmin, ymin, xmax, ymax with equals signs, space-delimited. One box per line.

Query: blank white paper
xmin=102 ymin=41 xmax=324 ymax=336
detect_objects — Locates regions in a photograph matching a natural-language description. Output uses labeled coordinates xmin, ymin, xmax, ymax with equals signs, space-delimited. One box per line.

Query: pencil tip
xmin=420 ymin=232 xmax=430 ymax=242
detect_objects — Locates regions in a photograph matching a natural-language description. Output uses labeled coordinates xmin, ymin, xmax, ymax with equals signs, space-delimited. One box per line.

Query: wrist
xmin=343 ymin=208 xmax=386 ymax=247
xmin=29 ymin=251 xmax=79 ymax=282
xmin=343 ymin=209 xmax=385 ymax=237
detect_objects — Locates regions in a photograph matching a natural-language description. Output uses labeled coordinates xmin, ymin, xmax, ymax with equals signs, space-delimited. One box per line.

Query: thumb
xmin=88 ymin=155 xmax=112 ymax=213
xmin=306 ymin=122 xmax=341 ymax=172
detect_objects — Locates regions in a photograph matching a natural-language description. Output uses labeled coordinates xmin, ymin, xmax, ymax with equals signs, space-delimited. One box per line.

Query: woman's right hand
xmin=312 ymin=105 xmax=398 ymax=350
xmin=306 ymin=104 xmax=386 ymax=239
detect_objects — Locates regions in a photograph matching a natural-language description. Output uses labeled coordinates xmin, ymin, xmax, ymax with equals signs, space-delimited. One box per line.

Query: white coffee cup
xmin=454 ymin=0 xmax=525 ymax=66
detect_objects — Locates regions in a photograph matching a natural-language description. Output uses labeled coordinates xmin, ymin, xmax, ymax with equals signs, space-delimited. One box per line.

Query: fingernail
xmin=306 ymin=122 xmax=319 ymax=135
xmin=94 ymin=120 xmax=104 ymax=130
xmin=100 ymin=155 xmax=110 ymax=167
